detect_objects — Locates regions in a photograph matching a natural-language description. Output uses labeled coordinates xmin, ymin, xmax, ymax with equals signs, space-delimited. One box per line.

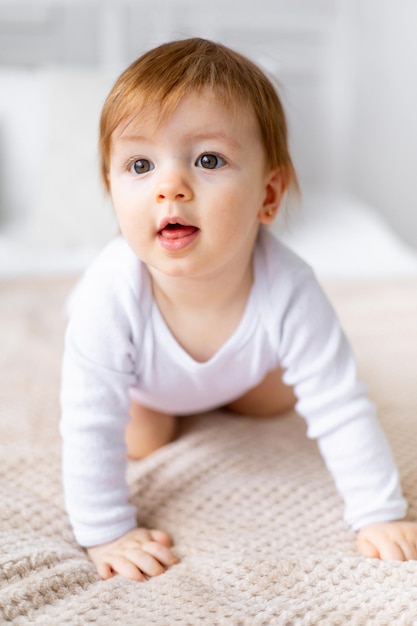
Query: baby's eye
xmin=129 ymin=158 xmax=154 ymax=174
xmin=196 ymin=153 xmax=226 ymax=170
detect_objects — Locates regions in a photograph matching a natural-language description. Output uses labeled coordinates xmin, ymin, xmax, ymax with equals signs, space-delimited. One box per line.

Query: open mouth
xmin=159 ymin=223 xmax=199 ymax=240
xmin=157 ymin=219 xmax=200 ymax=251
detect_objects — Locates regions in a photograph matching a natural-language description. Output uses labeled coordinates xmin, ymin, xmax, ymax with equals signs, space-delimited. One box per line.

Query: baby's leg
xmin=225 ymin=366 xmax=296 ymax=417
xmin=126 ymin=403 xmax=177 ymax=459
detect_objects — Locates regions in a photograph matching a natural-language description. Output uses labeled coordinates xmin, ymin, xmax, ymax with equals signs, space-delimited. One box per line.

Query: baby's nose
xmin=155 ymin=170 xmax=193 ymax=202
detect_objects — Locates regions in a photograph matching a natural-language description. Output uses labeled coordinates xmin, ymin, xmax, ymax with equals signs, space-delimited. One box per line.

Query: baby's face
xmin=108 ymin=89 xmax=278 ymax=281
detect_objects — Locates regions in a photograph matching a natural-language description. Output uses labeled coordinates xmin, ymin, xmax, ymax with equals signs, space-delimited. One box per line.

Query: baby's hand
xmin=357 ymin=521 xmax=417 ymax=561
xmin=87 ymin=527 xmax=179 ymax=581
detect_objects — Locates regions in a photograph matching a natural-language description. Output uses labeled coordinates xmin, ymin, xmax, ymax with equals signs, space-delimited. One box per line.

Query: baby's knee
xmin=126 ymin=404 xmax=177 ymax=459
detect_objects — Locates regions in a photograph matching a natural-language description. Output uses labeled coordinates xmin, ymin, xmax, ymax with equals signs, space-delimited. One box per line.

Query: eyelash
xmin=126 ymin=152 xmax=227 ymax=175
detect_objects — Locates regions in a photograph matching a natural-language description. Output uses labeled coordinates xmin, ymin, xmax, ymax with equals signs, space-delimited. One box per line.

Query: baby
xmin=60 ymin=37 xmax=417 ymax=582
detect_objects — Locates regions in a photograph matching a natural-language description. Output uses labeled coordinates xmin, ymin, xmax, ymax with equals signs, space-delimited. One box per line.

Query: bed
xmin=1 ymin=197 xmax=417 ymax=625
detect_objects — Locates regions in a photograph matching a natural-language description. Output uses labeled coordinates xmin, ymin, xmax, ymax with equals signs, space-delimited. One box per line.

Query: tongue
xmin=160 ymin=225 xmax=198 ymax=240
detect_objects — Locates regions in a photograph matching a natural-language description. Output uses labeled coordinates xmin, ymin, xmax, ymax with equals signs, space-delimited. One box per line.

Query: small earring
xmin=266 ymin=210 xmax=274 ymax=218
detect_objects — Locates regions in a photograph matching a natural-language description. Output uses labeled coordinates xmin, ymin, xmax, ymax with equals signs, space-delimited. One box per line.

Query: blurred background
xmin=0 ymin=0 xmax=417 ymax=278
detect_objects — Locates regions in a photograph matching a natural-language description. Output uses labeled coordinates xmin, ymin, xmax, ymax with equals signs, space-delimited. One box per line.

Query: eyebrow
xmin=116 ymin=131 xmax=242 ymax=150
xmin=184 ymin=131 xmax=242 ymax=150
xmin=115 ymin=134 xmax=148 ymax=144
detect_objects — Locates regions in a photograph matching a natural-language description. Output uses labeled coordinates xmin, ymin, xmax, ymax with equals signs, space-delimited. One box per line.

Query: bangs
xmin=103 ymin=40 xmax=256 ymax=134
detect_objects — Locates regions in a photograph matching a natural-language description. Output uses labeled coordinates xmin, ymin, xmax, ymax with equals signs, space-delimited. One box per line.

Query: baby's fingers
xmin=98 ymin=555 xmax=148 ymax=582
xmin=357 ymin=521 xmax=417 ymax=562
xmin=99 ymin=550 xmax=168 ymax=582
xmin=357 ymin=531 xmax=406 ymax=561
xmin=141 ymin=540 xmax=179 ymax=567
xmin=396 ymin=536 xmax=417 ymax=561
xmin=376 ymin=539 xmax=407 ymax=561
xmin=87 ymin=527 xmax=179 ymax=582
xmin=128 ymin=548 xmax=168 ymax=578
xmin=357 ymin=534 xmax=405 ymax=560
xmin=148 ymin=528 xmax=174 ymax=547
xmin=356 ymin=535 xmax=380 ymax=559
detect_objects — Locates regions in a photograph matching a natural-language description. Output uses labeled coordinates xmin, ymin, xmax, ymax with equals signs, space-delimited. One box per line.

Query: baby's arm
xmin=60 ymin=250 xmax=180 ymax=579
xmin=277 ymin=263 xmax=408 ymax=546
xmin=87 ymin=527 xmax=179 ymax=581
xmin=357 ymin=521 xmax=417 ymax=561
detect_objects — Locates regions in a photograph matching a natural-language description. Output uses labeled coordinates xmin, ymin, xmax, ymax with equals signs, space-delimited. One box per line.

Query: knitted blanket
xmin=1 ymin=276 xmax=417 ymax=625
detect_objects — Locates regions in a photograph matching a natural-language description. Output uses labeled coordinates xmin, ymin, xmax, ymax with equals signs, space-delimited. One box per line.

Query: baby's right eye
xmin=129 ymin=159 xmax=154 ymax=174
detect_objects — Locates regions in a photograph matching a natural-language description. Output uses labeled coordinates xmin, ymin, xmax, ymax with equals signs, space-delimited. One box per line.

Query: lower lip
xmin=157 ymin=228 xmax=200 ymax=252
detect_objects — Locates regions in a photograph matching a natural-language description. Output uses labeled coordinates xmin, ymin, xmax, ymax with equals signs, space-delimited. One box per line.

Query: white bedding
xmin=273 ymin=193 xmax=417 ymax=279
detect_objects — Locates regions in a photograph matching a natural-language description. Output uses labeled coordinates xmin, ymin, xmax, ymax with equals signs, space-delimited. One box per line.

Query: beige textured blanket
xmin=1 ymin=276 xmax=417 ymax=625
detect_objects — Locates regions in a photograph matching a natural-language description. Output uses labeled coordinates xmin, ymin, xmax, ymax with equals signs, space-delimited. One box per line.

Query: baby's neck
xmin=148 ymin=260 xmax=254 ymax=363
xmin=149 ymin=259 xmax=253 ymax=313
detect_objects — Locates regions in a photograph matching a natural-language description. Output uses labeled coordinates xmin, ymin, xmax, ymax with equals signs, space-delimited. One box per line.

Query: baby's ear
xmin=258 ymin=168 xmax=288 ymax=225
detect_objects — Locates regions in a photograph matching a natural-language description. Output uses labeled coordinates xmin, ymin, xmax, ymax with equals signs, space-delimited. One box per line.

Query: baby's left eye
xmin=196 ymin=153 xmax=226 ymax=169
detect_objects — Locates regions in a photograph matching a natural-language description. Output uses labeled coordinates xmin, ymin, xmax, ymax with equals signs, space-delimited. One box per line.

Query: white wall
xmin=0 ymin=70 xmax=46 ymax=228
xmin=347 ymin=0 xmax=417 ymax=249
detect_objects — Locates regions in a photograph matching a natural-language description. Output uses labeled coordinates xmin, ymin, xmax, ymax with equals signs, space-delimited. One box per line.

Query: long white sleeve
xmin=60 ymin=245 xmax=142 ymax=547
xmin=275 ymin=260 xmax=407 ymax=529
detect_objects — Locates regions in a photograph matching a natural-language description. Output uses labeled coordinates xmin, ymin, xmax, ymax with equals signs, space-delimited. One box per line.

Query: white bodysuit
xmin=60 ymin=227 xmax=407 ymax=547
